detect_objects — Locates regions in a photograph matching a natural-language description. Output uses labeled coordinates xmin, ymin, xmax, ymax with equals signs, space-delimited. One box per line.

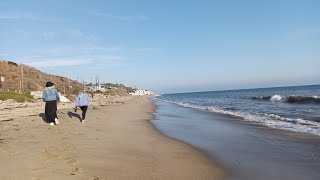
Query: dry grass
xmin=0 ymin=60 xmax=83 ymax=93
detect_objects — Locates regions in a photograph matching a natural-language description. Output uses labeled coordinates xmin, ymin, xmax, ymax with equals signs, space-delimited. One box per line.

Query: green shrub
xmin=0 ymin=91 xmax=34 ymax=102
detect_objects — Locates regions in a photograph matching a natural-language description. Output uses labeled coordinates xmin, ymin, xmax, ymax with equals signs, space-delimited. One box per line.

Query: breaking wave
xmin=156 ymin=99 xmax=320 ymax=136
xmin=250 ymin=95 xmax=320 ymax=104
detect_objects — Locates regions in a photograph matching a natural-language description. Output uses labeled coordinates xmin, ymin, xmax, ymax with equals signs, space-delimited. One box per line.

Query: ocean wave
xmin=205 ymin=105 xmax=320 ymax=135
xmin=259 ymin=113 xmax=320 ymax=126
xmin=156 ymin=98 xmax=320 ymax=136
xmin=251 ymin=96 xmax=272 ymax=100
xmin=250 ymin=95 xmax=320 ymax=104
xmin=206 ymin=106 xmax=319 ymax=126
xmin=287 ymin=95 xmax=320 ymax=103
xmin=158 ymin=99 xmax=319 ymax=126
xmin=270 ymin=95 xmax=284 ymax=102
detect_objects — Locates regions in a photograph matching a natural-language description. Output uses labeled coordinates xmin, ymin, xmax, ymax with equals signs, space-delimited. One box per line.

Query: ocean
xmin=152 ymin=85 xmax=320 ymax=180
xmin=156 ymin=85 xmax=320 ymax=136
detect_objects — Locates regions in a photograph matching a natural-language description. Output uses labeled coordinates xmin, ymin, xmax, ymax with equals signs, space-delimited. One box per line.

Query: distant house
xmin=85 ymin=84 xmax=106 ymax=92
xmin=30 ymin=91 xmax=43 ymax=99
xmin=129 ymin=90 xmax=153 ymax=96
xmin=31 ymin=91 xmax=70 ymax=102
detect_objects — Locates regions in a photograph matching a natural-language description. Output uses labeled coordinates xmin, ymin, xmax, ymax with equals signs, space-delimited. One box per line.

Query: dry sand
xmin=0 ymin=96 xmax=225 ymax=180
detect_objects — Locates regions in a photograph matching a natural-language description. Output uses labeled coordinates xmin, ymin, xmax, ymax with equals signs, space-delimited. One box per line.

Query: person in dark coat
xmin=42 ymin=81 xmax=60 ymax=126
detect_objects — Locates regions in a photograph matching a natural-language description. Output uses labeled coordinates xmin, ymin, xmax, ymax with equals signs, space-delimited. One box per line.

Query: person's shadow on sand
xmin=68 ymin=111 xmax=82 ymax=122
xmin=39 ymin=113 xmax=50 ymax=124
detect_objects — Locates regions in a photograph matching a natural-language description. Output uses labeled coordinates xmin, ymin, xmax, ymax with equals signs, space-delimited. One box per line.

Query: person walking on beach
xmin=75 ymin=90 xmax=90 ymax=123
xmin=42 ymin=81 xmax=60 ymax=126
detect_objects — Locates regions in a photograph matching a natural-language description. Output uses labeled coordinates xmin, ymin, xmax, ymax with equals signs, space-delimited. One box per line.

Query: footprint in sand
xmin=43 ymin=146 xmax=67 ymax=160
xmin=89 ymin=177 xmax=104 ymax=180
xmin=66 ymin=158 xmax=82 ymax=175
xmin=67 ymin=159 xmax=79 ymax=166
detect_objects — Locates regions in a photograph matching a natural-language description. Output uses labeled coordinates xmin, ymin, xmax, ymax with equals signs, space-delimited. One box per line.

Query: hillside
xmin=0 ymin=60 xmax=134 ymax=98
xmin=0 ymin=60 xmax=83 ymax=94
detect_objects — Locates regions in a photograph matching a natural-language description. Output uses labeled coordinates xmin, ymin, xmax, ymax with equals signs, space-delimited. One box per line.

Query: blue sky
xmin=0 ymin=0 xmax=319 ymax=93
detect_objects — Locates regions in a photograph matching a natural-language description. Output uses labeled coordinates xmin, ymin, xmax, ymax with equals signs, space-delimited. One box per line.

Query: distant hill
xmin=0 ymin=60 xmax=83 ymax=94
xmin=0 ymin=60 xmax=135 ymax=97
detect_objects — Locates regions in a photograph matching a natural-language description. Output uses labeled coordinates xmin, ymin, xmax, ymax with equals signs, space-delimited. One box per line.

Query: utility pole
xmin=95 ymin=76 xmax=98 ymax=91
xmin=98 ymin=76 xmax=100 ymax=90
xmin=91 ymin=76 xmax=93 ymax=91
xmin=68 ymin=78 xmax=70 ymax=92
xmin=21 ymin=65 xmax=24 ymax=92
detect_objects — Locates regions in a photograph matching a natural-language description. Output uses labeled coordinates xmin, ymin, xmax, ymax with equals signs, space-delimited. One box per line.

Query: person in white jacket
xmin=75 ymin=91 xmax=90 ymax=123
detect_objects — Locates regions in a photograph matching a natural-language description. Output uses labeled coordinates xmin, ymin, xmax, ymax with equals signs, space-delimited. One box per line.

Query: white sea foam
xmin=270 ymin=95 xmax=283 ymax=102
xmin=156 ymin=98 xmax=320 ymax=136
xmin=250 ymin=94 xmax=320 ymax=103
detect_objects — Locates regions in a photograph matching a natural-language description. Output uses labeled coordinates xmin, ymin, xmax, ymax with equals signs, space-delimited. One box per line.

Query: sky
xmin=0 ymin=0 xmax=319 ymax=94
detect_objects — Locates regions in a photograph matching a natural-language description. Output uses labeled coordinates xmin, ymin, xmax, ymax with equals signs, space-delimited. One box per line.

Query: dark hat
xmin=45 ymin=81 xmax=54 ymax=87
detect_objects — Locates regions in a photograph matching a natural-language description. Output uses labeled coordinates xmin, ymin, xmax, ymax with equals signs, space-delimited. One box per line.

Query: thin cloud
xmin=21 ymin=55 xmax=126 ymax=68
xmin=140 ymin=15 xmax=150 ymax=21
xmin=14 ymin=29 xmax=28 ymax=33
xmin=0 ymin=11 xmax=66 ymax=22
xmin=86 ymin=46 xmax=121 ymax=52
xmin=40 ymin=29 xmax=95 ymax=42
xmin=84 ymin=35 xmax=98 ymax=42
xmin=41 ymin=32 xmax=56 ymax=41
xmin=92 ymin=11 xmax=150 ymax=21
xmin=87 ymin=59 xmax=128 ymax=69
xmin=65 ymin=29 xmax=84 ymax=38
xmin=0 ymin=53 xmax=9 ymax=57
xmin=136 ymin=48 xmax=156 ymax=52
xmin=63 ymin=28 xmax=99 ymax=42
xmin=91 ymin=55 xmax=124 ymax=61
xmin=0 ymin=12 xmax=39 ymax=20
xmin=34 ymin=45 xmax=121 ymax=55
xmin=24 ymin=58 xmax=91 ymax=68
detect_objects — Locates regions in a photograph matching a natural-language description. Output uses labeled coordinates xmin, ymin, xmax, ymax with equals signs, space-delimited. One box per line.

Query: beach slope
xmin=0 ymin=97 xmax=225 ymax=180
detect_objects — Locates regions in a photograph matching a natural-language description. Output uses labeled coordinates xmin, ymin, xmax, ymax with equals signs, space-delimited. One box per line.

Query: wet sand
xmin=152 ymin=100 xmax=320 ymax=180
xmin=0 ymin=97 xmax=225 ymax=180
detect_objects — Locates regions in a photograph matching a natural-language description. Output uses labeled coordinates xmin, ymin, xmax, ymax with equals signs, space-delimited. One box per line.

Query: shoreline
xmin=149 ymin=99 xmax=229 ymax=174
xmin=0 ymin=96 xmax=226 ymax=179
xmin=152 ymin=99 xmax=320 ymax=180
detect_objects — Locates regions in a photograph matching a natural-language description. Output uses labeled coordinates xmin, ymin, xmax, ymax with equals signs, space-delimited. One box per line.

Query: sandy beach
xmin=0 ymin=96 xmax=225 ymax=180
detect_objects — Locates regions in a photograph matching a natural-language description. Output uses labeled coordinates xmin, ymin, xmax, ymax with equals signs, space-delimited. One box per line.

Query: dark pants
xmin=45 ymin=100 xmax=58 ymax=123
xmin=80 ymin=106 xmax=88 ymax=120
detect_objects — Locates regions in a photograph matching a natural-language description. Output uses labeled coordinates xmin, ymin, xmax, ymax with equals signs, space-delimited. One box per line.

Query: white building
xmin=85 ymin=84 xmax=106 ymax=92
xmin=129 ymin=90 xmax=153 ymax=96
xmin=31 ymin=91 xmax=70 ymax=102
